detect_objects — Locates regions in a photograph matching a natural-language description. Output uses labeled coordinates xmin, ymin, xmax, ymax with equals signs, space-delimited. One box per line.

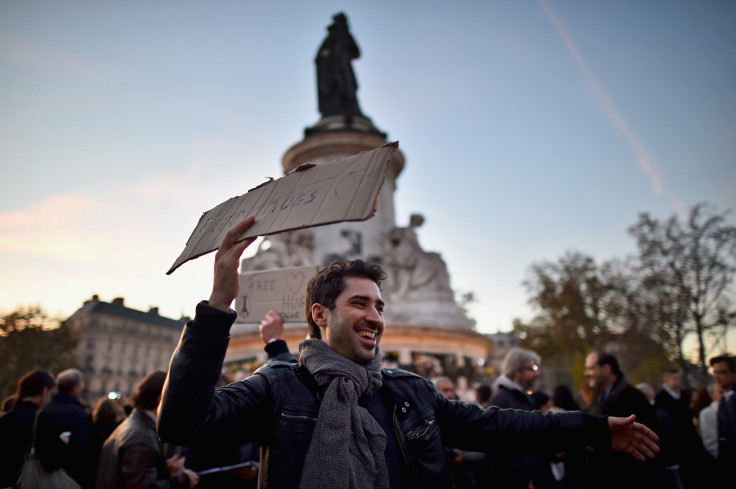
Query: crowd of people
xmin=1 ymin=217 xmax=733 ymax=489
xmin=1 ymin=349 xmax=733 ymax=489
xmin=431 ymin=350 xmax=736 ymax=489
xmin=0 ymin=366 xmax=261 ymax=489
xmin=1 ymin=338 xmax=734 ymax=489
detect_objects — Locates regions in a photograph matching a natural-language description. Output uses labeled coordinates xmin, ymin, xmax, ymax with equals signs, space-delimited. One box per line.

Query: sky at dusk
xmin=2 ymin=1 xmax=735 ymax=359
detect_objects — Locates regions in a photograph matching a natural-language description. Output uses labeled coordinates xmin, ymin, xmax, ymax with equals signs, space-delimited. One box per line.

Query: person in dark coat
xmin=36 ymin=368 xmax=94 ymax=489
xmin=709 ymin=354 xmax=736 ymax=488
xmin=95 ymin=371 xmax=198 ymax=489
xmin=0 ymin=369 xmax=55 ymax=488
xmin=490 ymin=348 xmax=557 ymax=489
xmin=89 ymin=397 xmax=127 ymax=484
xmin=490 ymin=347 xmax=540 ymax=411
xmin=655 ymin=369 xmax=715 ymax=488
xmin=584 ymin=351 xmax=662 ymax=489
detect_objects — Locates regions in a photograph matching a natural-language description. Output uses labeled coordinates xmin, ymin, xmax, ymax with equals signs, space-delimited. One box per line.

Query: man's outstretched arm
xmin=608 ymin=415 xmax=660 ymax=461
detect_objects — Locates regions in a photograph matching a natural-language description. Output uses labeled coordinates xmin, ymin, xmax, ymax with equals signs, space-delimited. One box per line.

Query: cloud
xmin=0 ymin=193 xmax=97 ymax=229
xmin=0 ymin=193 xmax=115 ymax=262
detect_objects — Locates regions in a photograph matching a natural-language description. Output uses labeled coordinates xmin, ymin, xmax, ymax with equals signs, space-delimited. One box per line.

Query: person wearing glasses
xmin=489 ymin=348 xmax=556 ymax=488
xmin=491 ymin=348 xmax=541 ymax=410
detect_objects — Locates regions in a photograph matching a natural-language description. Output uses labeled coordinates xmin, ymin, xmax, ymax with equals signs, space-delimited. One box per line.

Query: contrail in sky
xmin=538 ymin=0 xmax=683 ymax=212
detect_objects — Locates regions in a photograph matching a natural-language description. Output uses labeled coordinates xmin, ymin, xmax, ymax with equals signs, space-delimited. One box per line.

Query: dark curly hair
xmin=305 ymin=259 xmax=385 ymax=339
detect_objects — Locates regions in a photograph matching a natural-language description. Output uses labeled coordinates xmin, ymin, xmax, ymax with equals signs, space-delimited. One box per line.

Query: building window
xmin=83 ymin=355 xmax=94 ymax=373
xmin=107 ymin=339 xmax=113 ymax=352
xmin=120 ymin=342 xmax=126 ymax=353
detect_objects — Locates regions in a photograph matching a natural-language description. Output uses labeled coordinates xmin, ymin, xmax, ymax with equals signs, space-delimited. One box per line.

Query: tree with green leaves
xmin=513 ymin=248 xmax=674 ymax=389
xmin=628 ymin=202 xmax=736 ymax=376
xmin=0 ymin=306 xmax=80 ymax=400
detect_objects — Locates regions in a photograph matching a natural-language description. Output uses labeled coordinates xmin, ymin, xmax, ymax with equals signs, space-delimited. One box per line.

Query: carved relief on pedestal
xmin=383 ymin=214 xmax=454 ymax=302
xmin=241 ymin=229 xmax=317 ymax=272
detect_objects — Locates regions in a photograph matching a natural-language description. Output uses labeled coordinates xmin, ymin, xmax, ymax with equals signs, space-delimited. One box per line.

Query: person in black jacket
xmin=709 ymin=354 xmax=736 ymax=488
xmin=654 ymin=369 xmax=714 ymax=488
xmin=158 ymin=216 xmax=661 ymax=489
xmin=0 ymin=369 xmax=55 ymax=488
xmin=490 ymin=348 xmax=556 ymax=489
xmin=490 ymin=348 xmax=541 ymax=410
xmin=35 ymin=368 xmax=94 ymax=489
xmin=584 ymin=351 xmax=663 ymax=489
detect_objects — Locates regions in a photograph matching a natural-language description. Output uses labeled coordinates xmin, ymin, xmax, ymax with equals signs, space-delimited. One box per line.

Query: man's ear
xmin=311 ymin=303 xmax=328 ymax=328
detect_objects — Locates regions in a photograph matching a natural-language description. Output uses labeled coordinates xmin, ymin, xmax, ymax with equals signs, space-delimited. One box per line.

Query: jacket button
xmin=401 ymin=407 xmax=407 ymax=413
xmin=404 ymin=402 xmax=410 ymax=407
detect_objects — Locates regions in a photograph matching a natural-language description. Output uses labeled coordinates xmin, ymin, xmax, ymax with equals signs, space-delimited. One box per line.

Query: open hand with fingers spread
xmin=608 ymin=415 xmax=660 ymax=461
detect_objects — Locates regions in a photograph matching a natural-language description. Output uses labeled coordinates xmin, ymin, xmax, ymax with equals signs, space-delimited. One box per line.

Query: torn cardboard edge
xmin=167 ymin=142 xmax=398 ymax=275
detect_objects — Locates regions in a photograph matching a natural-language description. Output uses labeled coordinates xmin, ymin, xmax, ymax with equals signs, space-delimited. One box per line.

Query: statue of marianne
xmin=315 ymin=12 xmax=364 ymax=118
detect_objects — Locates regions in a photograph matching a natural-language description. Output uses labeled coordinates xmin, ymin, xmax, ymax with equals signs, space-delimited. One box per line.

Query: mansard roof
xmin=69 ymin=295 xmax=187 ymax=330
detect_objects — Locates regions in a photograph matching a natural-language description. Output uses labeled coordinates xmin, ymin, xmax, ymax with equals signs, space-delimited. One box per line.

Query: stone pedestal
xmin=282 ymin=130 xmax=404 ymax=265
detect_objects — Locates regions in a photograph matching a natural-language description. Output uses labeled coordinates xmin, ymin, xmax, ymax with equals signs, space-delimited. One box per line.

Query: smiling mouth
xmin=357 ymin=330 xmax=377 ymax=341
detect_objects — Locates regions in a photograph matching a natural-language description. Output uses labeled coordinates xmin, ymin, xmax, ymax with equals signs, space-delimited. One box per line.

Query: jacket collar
xmin=130 ymin=408 xmax=157 ymax=430
xmin=598 ymin=374 xmax=629 ymax=412
xmin=51 ymin=390 xmax=83 ymax=407
xmin=493 ymin=374 xmax=526 ymax=394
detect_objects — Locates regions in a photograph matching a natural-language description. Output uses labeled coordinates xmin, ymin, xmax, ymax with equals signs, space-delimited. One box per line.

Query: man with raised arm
xmin=159 ymin=217 xmax=660 ymax=489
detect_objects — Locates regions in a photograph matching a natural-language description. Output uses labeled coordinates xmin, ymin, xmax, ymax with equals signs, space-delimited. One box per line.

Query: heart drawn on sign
xmin=286 ymin=271 xmax=306 ymax=295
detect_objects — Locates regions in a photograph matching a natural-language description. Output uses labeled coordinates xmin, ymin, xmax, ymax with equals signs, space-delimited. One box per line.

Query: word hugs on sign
xmin=235 ymin=266 xmax=318 ymax=323
xmin=167 ymin=143 xmax=397 ymax=274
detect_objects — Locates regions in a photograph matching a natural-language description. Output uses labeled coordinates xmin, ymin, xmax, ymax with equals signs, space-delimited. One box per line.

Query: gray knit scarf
xmin=298 ymin=339 xmax=389 ymax=489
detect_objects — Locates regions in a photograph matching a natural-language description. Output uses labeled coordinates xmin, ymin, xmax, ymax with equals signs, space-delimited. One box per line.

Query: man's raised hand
xmin=209 ymin=216 xmax=257 ymax=312
xmin=260 ymin=309 xmax=285 ymax=344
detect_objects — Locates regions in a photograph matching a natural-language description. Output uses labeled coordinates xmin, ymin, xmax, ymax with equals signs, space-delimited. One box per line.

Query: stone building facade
xmin=65 ymin=295 xmax=186 ymax=403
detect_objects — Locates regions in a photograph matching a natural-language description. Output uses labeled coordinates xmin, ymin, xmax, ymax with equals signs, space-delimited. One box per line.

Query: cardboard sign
xmin=167 ymin=142 xmax=397 ymax=274
xmin=235 ymin=266 xmax=318 ymax=323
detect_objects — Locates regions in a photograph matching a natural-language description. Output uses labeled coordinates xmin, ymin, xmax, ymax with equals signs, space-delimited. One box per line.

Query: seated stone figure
xmin=384 ymin=214 xmax=454 ymax=302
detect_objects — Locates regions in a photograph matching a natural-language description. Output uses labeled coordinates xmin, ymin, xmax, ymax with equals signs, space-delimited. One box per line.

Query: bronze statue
xmin=315 ymin=13 xmax=363 ymax=118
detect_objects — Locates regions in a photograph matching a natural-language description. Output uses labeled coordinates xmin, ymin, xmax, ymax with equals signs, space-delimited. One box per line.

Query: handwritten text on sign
xmin=167 ymin=143 xmax=397 ymax=274
xmin=235 ymin=266 xmax=318 ymax=323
